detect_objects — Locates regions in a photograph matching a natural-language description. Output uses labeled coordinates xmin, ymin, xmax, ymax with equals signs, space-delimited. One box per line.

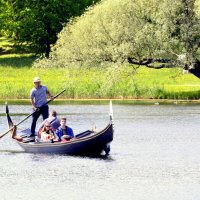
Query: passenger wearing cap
xmin=30 ymin=77 xmax=54 ymax=139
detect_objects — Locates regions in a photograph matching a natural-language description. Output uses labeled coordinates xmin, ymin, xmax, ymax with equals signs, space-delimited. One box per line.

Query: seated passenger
xmin=40 ymin=122 xmax=56 ymax=143
xmin=38 ymin=110 xmax=60 ymax=132
xmin=56 ymin=118 xmax=74 ymax=142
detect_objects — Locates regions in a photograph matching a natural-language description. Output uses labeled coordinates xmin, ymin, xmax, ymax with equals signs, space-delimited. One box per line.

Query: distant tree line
xmin=0 ymin=0 xmax=99 ymax=57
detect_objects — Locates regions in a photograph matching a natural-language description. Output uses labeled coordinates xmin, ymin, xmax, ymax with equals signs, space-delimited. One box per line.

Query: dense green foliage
xmin=35 ymin=0 xmax=200 ymax=70
xmin=0 ymin=0 xmax=99 ymax=56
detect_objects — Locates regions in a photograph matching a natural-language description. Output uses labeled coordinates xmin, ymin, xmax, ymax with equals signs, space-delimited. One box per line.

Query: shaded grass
xmin=0 ymin=54 xmax=36 ymax=68
xmin=0 ymin=37 xmax=32 ymax=54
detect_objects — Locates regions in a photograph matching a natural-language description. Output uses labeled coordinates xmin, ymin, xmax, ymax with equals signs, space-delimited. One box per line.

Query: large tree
xmin=0 ymin=0 xmax=9 ymax=35
xmin=1 ymin=0 xmax=99 ymax=57
xmin=38 ymin=0 xmax=200 ymax=77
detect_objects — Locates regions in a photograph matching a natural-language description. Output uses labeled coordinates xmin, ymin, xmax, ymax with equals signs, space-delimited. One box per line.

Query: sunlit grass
xmin=1 ymin=53 xmax=200 ymax=100
xmin=0 ymin=56 xmax=67 ymax=99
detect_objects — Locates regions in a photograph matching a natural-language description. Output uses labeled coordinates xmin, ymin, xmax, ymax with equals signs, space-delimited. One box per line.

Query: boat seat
xmin=75 ymin=130 xmax=94 ymax=139
xmin=17 ymin=128 xmax=32 ymax=138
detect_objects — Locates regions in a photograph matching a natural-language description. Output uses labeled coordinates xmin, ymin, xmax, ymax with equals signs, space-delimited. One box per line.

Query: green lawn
xmin=134 ymin=67 xmax=200 ymax=99
xmin=1 ymin=37 xmax=200 ymax=100
xmin=0 ymin=54 xmax=67 ymax=99
xmin=0 ymin=53 xmax=200 ymax=100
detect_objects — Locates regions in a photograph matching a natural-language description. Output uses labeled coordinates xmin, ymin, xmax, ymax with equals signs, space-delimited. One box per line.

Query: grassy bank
xmin=1 ymin=53 xmax=200 ymax=100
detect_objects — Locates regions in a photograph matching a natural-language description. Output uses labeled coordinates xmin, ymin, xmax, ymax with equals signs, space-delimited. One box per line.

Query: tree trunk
xmin=45 ymin=39 xmax=50 ymax=58
xmin=188 ymin=59 xmax=200 ymax=78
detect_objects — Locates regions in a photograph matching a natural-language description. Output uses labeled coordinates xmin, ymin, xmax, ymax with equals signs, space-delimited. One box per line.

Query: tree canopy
xmin=36 ymin=0 xmax=200 ymax=77
xmin=0 ymin=0 xmax=99 ymax=56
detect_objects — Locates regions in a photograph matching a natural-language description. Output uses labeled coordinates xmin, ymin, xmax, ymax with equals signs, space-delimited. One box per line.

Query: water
xmin=0 ymin=104 xmax=200 ymax=200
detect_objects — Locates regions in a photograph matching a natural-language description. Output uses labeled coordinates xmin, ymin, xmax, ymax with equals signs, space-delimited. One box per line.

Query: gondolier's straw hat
xmin=33 ymin=77 xmax=41 ymax=83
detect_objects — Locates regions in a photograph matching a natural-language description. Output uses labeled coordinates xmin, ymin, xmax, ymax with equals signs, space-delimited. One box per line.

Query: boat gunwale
xmin=17 ymin=122 xmax=113 ymax=148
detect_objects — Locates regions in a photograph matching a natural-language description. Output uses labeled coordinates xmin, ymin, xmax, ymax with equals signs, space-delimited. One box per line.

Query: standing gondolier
xmin=30 ymin=77 xmax=54 ymax=138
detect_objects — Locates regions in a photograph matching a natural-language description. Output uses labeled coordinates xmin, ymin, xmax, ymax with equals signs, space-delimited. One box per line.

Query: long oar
xmin=0 ymin=89 xmax=66 ymax=139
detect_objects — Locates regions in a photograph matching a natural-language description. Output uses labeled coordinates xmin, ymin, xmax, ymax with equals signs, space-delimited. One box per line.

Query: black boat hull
xmin=17 ymin=123 xmax=113 ymax=155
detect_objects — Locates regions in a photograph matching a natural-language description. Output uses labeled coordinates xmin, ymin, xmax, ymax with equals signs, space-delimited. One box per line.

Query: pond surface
xmin=0 ymin=104 xmax=200 ymax=200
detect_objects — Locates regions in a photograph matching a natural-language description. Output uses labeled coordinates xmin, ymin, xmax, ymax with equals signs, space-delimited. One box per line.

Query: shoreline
xmin=1 ymin=98 xmax=200 ymax=105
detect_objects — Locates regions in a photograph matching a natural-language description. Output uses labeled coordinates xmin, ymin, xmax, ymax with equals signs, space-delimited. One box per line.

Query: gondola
xmin=6 ymin=102 xmax=114 ymax=156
